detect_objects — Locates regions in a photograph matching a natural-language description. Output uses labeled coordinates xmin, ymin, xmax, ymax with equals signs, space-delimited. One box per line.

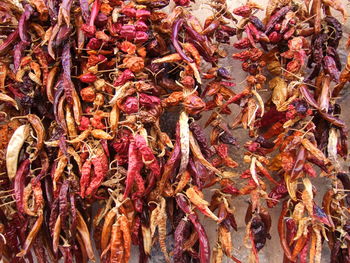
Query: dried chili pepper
xmin=124 ymin=140 xmax=143 ymax=199
xmin=176 ymin=194 xmax=210 ymax=263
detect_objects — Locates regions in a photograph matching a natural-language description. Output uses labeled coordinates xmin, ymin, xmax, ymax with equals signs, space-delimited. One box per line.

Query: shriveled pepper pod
xmin=79 ymin=72 xmax=98 ymax=83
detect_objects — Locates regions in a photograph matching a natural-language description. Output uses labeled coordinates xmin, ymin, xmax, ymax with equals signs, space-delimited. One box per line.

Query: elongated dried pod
xmin=6 ymin=124 xmax=30 ymax=180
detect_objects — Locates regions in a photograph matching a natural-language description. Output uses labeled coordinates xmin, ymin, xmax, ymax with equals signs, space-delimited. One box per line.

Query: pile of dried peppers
xmin=0 ymin=0 xmax=349 ymax=262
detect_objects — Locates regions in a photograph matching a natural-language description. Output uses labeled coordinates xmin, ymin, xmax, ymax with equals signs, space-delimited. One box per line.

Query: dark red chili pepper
xmin=81 ymin=0 xmax=100 ymax=37
xmin=174 ymin=219 xmax=191 ymax=263
xmin=123 ymin=140 xmax=143 ymax=199
xmin=100 ymin=139 xmax=110 ymax=158
xmin=174 ymin=0 xmax=190 ymax=6
xmin=267 ymin=181 xmax=288 ymax=208
xmin=18 ymin=4 xmax=34 ymax=44
xmin=323 ymin=55 xmax=340 ymax=82
xmin=49 ymin=198 xmax=59 ymax=233
xmin=188 ymin=214 xmax=210 ymax=263
xmin=172 ymin=19 xmax=194 ymax=63
xmin=268 ymin=31 xmax=282 ymax=43
xmin=219 ymin=179 xmax=239 ymax=195
xmin=119 ymin=96 xmax=139 ymax=114
xmin=324 ymin=16 xmax=342 ymax=48
xmin=319 ymin=111 xmax=346 ymax=130
xmin=189 ymin=122 xmax=213 ymax=158
xmin=255 ymin=136 xmax=274 ymax=149
xmin=132 ymin=215 xmax=141 ymax=245
xmin=7 ymin=83 xmax=25 ymax=98
xmin=250 ymin=216 xmax=269 ymax=251
xmin=188 ymin=157 xmax=210 ymax=190
xmin=247 ymin=23 xmax=269 ymax=42
xmin=135 ymin=21 xmax=148 ymax=32
xmin=134 ymin=135 xmax=161 ymax=179
xmin=285 ymin=218 xmax=296 ymax=245
xmin=34 ymin=151 xmax=50 ymax=184
xmin=79 ymin=72 xmax=97 ymax=83
xmin=58 ymin=180 xmax=69 ymax=232
xmin=139 ymin=93 xmax=161 ymax=108
xmin=250 ymin=16 xmax=265 ymax=31
xmin=136 ymin=9 xmax=151 ymax=20
xmin=233 ymin=5 xmax=252 ymax=17
xmin=86 ymin=38 xmax=102 ymax=50
xmin=0 ymin=29 xmax=19 ymax=55
xmin=265 ymin=6 xmax=293 ymax=35
xmin=224 ymin=213 xmax=238 ymax=231
xmin=85 ymin=148 xmax=109 ymax=196
xmin=220 ymin=25 xmax=236 ymax=36
xmin=245 ymin=26 xmax=256 ymax=47
xmin=176 ymin=194 xmax=210 ymax=263
xmin=33 ymin=235 xmax=47 ymax=263
xmin=62 ymin=43 xmax=75 ymax=105
xmin=221 ymin=89 xmax=250 ymax=112
xmin=79 ymin=0 xmax=90 ymax=22
xmin=120 ymin=25 xmax=136 ymax=40
xmin=326 ymin=47 xmax=342 ymax=71
xmin=114 ymin=69 xmax=135 ymax=86
xmin=44 ymin=175 xmax=54 ymax=208
xmin=121 ymin=7 xmax=136 ymax=17
xmin=233 ymin=38 xmax=252 ymax=49
xmin=14 ymin=159 xmax=30 ymax=214
xmin=13 ymin=41 xmax=28 ymax=72
xmin=310 ymin=34 xmax=327 ymax=67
